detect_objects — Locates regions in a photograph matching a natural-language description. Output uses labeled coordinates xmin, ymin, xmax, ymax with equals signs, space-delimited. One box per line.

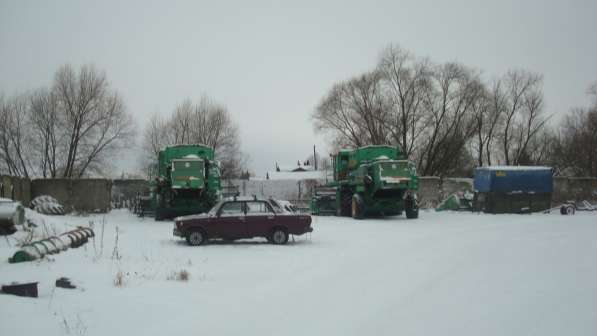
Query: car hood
xmin=175 ymin=213 xmax=212 ymax=221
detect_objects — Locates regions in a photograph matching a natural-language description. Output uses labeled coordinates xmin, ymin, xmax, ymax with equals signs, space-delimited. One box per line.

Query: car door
xmin=214 ymin=201 xmax=246 ymax=239
xmin=245 ymin=201 xmax=276 ymax=237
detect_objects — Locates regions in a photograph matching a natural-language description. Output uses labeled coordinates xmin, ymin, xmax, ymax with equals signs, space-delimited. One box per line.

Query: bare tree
xmin=378 ymin=44 xmax=430 ymax=156
xmin=29 ymin=89 xmax=62 ymax=177
xmin=169 ymin=99 xmax=194 ymax=144
xmin=0 ymin=94 xmax=34 ymax=178
xmin=53 ymin=64 xmax=135 ymax=178
xmin=553 ymin=83 xmax=597 ymax=176
xmin=142 ymin=113 xmax=170 ymax=158
xmin=142 ymin=96 xmax=246 ymax=179
xmin=499 ymin=70 xmax=545 ymax=165
xmin=416 ymin=63 xmax=483 ymax=176
xmin=313 ymin=70 xmax=390 ymax=148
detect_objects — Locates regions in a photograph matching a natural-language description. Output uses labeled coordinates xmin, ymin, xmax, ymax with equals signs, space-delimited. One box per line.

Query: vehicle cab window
xmin=219 ymin=202 xmax=244 ymax=217
xmin=246 ymin=201 xmax=274 ymax=216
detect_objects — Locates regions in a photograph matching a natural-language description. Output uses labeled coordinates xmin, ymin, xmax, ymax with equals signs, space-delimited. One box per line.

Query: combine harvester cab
xmin=312 ymin=145 xmax=419 ymax=219
xmin=153 ymin=144 xmax=222 ymax=220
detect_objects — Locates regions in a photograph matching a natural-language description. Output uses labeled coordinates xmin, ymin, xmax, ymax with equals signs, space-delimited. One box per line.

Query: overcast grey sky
xmin=1 ymin=0 xmax=596 ymax=176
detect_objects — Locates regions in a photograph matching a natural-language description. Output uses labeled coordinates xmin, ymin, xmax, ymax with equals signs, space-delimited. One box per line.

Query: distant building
xmin=257 ymin=161 xmax=327 ymax=181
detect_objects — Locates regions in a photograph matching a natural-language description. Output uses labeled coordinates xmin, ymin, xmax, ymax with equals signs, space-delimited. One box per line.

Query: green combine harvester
xmin=152 ymin=144 xmax=221 ymax=220
xmin=311 ymin=145 xmax=419 ymax=219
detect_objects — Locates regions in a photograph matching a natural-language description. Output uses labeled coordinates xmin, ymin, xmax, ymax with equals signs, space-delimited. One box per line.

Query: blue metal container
xmin=474 ymin=166 xmax=553 ymax=193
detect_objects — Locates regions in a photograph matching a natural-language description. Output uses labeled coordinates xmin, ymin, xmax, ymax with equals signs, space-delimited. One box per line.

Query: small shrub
xmin=179 ymin=270 xmax=189 ymax=281
xmin=114 ymin=271 xmax=125 ymax=287
xmin=167 ymin=269 xmax=190 ymax=281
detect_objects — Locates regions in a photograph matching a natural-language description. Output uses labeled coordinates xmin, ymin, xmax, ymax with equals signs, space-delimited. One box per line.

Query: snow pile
xmin=30 ymin=195 xmax=66 ymax=215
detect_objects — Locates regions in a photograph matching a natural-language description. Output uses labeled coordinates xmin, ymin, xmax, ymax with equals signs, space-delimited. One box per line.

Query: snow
xmin=2 ymin=210 xmax=597 ymax=335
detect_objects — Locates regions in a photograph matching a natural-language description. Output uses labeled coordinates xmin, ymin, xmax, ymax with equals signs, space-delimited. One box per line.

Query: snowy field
xmin=1 ymin=209 xmax=597 ymax=336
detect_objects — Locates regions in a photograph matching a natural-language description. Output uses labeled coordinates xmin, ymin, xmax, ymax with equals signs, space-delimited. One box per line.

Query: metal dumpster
xmin=473 ymin=166 xmax=553 ymax=214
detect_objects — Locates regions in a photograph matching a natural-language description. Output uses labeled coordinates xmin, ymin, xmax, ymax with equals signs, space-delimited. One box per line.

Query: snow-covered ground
xmin=1 ymin=209 xmax=596 ymax=336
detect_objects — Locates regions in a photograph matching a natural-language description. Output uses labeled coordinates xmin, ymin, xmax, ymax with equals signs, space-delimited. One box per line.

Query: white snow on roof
xmin=276 ymin=165 xmax=315 ymax=172
xmin=478 ymin=166 xmax=552 ymax=171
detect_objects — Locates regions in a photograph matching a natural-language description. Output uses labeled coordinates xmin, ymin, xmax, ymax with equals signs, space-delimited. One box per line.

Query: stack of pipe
xmin=9 ymin=227 xmax=94 ymax=263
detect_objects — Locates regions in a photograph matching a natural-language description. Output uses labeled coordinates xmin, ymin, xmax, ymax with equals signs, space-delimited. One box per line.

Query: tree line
xmin=1 ymin=64 xmax=246 ymax=179
xmin=142 ymin=96 xmax=245 ymax=179
xmin=313 ymin=44 xmax=597 ymax=177
xmin=0 ymin=64 xmax=135 ymax=178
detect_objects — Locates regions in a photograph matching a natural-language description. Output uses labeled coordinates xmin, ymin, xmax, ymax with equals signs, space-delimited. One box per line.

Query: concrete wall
xmin=111 ymin=179 xmax=149 ymax=208
xmin=2 ymin=175 xmax=593 ymax=213
xmin=31 ymin=179 xmax=112 ymax=213
xmin=418 ymin=177 xmax=441 ymax=208
xmin=0 ymin=175 xmax=31 ymax=204
xmin=418 ymin=177 xmax=474 ymax=208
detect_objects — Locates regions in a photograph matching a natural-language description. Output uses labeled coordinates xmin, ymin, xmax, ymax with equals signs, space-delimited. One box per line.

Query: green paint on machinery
xmin=311 ymin=145 xmax=419 ymax=219
xmin=152 ymin=144 xmax=221 ymax=220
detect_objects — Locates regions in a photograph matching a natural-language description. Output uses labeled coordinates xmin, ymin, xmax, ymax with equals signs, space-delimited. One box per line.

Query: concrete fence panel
xmin=31 ymin=179 xmax=112 ymax=213
xmin=0 ymin=175 xmax=31 ymax=204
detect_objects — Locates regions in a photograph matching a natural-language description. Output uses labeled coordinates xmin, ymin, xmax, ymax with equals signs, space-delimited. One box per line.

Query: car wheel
xmin=565 ymin=205 xmax=575 ymax=215
xmin=186 ymin=229 xmax=206 ymax=246
xmin=405 ymin=195 xmax=419 ymax=219
xmin=270 ymin=227 xmax=288 ymax=245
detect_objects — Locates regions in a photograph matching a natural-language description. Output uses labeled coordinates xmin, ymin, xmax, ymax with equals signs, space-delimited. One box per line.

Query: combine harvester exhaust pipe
xmin=9 ymin=227 xmax=95 ymax=263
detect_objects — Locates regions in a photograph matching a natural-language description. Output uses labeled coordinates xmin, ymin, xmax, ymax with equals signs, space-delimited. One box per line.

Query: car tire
xmin=186 ymin=229 xmax=206 ymax=246
xmin=565 ymin=205 xmax=575 ymax=215
xmin=270 ymin=227 xmax=288 ymax=245
xmin=405 ymin=195 xmax=419 ymax=219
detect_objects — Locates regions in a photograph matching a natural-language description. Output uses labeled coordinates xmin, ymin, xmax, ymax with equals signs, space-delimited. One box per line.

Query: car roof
xmin=222 ymin=196 xmax=269 ymax=202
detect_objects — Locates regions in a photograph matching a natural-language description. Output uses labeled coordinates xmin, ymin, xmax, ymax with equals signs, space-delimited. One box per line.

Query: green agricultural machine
xmin=152 ymin=144 xmax=221 ymax=220
xmin=311 ymin=145 xmax=419 ymax=219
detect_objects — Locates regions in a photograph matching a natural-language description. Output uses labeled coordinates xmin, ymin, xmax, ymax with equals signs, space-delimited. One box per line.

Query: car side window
xmin=246 ymin=201 xmax=273 ymax=216
xmin=219 ymin=202 xmax=244 ymax=217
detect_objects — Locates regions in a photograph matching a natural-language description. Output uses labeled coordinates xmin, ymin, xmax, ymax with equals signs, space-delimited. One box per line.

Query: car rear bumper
xmin=292 ymin=227 xmax=313 ymax=236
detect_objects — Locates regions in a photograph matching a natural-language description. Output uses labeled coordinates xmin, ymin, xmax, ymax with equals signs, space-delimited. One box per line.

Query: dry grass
xmin=167 ymin=269 xmax=190 ymax=281
xmin=114 ymin=271 xmax=125 ymax=287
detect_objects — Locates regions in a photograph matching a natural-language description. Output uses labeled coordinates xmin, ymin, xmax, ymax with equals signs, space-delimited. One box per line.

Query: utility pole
xmin=313 ymin=145 xmax=318 ymax=171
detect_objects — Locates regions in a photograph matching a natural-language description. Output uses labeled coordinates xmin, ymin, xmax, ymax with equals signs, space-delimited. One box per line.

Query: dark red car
xmin=173 ymin=197 xmax=313 ymax=246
